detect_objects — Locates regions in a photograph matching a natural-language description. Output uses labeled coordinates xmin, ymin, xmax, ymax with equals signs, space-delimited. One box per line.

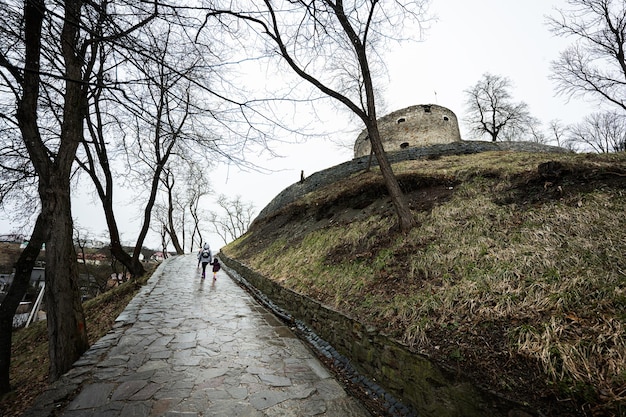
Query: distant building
xmin=151 ymin=252 xmax=165 ymax=261
xmin=79 ymin=252 xmax=109 ymax=265
xmin=0 ymin=267 xmax=45 ymax=291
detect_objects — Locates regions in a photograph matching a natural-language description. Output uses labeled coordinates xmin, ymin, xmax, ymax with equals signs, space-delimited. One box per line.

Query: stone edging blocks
xmin=219 ymin=254 xmax=538 ymax=417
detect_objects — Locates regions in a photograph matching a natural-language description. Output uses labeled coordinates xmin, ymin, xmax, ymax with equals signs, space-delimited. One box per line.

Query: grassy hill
xmin=222 ymin=150 xmax=626 ymax=416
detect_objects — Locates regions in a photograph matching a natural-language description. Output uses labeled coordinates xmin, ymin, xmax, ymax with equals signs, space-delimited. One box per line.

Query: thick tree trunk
xmin=42 ymin=177 xmax=89 ymax=381
xmin=17 ymin=0 xmax=89 ymax=383
xmin=0 ymin=214 xmax=48 ymax=394
xmin=35 ymin=0 xmax=92 ymax=381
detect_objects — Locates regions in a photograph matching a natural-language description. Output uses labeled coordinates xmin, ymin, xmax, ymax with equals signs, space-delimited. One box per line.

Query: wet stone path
xmin=25 ymin=255 xmax=371 ymax=417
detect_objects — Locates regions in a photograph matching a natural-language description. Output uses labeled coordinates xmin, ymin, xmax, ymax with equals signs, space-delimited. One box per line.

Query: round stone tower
xmin=354 ymin=104 xmax=462 ymax=158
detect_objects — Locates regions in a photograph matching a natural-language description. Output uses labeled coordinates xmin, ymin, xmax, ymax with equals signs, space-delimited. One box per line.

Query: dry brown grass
xmin=224 ymin=150 xmax=626 ymax=416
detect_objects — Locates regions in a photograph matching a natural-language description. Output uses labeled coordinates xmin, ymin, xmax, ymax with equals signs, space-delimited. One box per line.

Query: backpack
xmin=201 ymin=249 xmax=211 ymax=259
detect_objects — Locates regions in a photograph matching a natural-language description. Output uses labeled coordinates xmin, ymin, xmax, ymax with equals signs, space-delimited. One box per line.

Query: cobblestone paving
xmin=24 ymin=255 xmax=371 ymax=417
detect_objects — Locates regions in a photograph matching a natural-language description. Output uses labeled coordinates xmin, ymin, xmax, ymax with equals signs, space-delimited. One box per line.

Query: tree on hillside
xmin=77 ymin=48 xmax=142 ymax=276
xmin=203 ymin=0 xmax=431 ymax=233
xmin=464 ymin=73 xmax=535 ymax=142
xmin=548 ymin=119 xmax=570 ymax=148
xmin=567 ymin=111 xmax=626 ymax=153
xmin=527 ymin=117 xmax=549 ymax=144
xmin=0 ymin=9 xmax=46 ymax=390
xmin=11 ymin=0 xmax=94 ymax=381
xmin=548 ymin=0 xmax=626 ymax=113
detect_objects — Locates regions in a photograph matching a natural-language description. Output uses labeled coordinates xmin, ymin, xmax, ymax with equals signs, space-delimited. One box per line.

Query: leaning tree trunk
xmin=103 ymin=195 xmax=145 ymax=277
xmin=339 ymin=3 xmax=415 ymax=234
xmin=365 ymin=121 xmax=415 ymax=233
xmin=0 ymin=214 xmax=48 ymax=394
xmin=167 ymin=182 xmax=184 ymax=255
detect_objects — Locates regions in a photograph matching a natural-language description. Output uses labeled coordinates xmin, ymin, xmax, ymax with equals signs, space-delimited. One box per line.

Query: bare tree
xmin=0 ymin=6 xmax=44 ymax=390
xmin=567 ymin=111 xmax=626 ymax=153
xmin=9 ymin=0 xmax=93 ymax=381
xmin=548 ymin=0 xmax=626 ymax=112
xmin=152 ymin=159 xmax=212 ymax=253
xmin=77 ymin=13 xmax=262 ymax=267
xmin=160 ymin=168 xmax=184 ymax=254
xmin=464 ymin=73 xmax=535 ymax=142
xmin=77 ymin=46 xmax=144 ymax=276
xmin=159 ymin=223 xmax=171 ymax=259
xmin=209 ymin=195 xmax=255 ymax=245
xmin=187 ymin=167 xmax=211 ymax=252
xmin=159 ymin=159 xmax=212 ymax=253
xmin=203 ymin=0 xmax=431 ymax=233
xmin=548 ymin=119 xmax=570 ymax=148
xmin=527 ymin=117 xmax=549 ymax=144
xmin=77 ymin=21 xmax=206 ymax=272
xmin=73 ymin=227 xmax=110 ymax=299
xmin=1 ymin=0 xmax=157 ymax=381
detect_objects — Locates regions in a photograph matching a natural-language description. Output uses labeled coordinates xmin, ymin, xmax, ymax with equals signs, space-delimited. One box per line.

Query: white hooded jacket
xmin=197 ymin=243 xmax=212 ymax=264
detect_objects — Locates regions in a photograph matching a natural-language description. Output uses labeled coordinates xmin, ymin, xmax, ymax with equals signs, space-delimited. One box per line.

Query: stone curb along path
xmin=24 ymin=255 xmax=372 ymax=417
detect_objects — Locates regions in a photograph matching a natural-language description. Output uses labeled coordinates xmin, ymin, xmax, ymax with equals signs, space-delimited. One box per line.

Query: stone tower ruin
xmin=354 ymin=104 xmax=462 ymax=158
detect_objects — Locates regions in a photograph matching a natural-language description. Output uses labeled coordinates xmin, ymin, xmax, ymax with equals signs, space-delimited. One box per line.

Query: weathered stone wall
xmin=354 ymin=105 xmax=462 ymax=158
xmin=256 ymin=141 xmax=570 ymax=222
xmin=220 ymin=254 xmax=536 ymax=417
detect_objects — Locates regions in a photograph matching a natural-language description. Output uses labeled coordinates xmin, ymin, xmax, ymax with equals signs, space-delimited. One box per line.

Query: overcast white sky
xmin=1 ymin=0 xmax=599 ymax=251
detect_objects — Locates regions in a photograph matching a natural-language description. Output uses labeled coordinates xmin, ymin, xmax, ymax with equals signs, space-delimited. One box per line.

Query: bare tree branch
xmin=548 ymin=0 xmax=626 ymax=112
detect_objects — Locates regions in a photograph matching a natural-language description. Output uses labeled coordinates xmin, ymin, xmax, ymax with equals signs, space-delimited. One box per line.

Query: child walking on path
xmin=197 ymin=243 xmax=212 ymax=279
xmin=211 ymin=258 xmax=221 ymax=280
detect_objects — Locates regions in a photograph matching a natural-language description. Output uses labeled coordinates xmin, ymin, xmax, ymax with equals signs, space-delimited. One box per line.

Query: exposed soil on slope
xmin=232 ymin=156 xmax=626 ymax=417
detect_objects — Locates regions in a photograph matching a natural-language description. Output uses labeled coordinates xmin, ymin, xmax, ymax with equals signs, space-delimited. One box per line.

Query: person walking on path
xmin=197 ymin=242 xmax=212 ymax=279
xmin=23 ymin=254 xmax=372 ymax=416
xmin=210 ymin=257 xmax=221 ymax=280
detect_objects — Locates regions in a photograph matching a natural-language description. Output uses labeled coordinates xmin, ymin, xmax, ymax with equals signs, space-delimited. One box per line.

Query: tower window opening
xmin=443 ymin=116 xmax=449 ymax=121
xmin=400 ymin=142 xmax=410 ymax=149
xmin=397 ymin=118 xmax=406 ymax=124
